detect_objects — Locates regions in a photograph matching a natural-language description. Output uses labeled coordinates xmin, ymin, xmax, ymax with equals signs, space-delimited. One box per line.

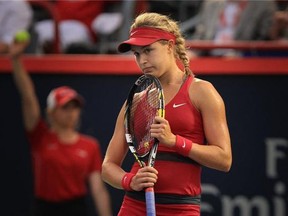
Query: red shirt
xmin=55 ymin=0 xmax=106 ymax=39
xmin=121 ymin=75 xmax=205 ymax=215
xmin=55 ymin=0 xmax=105 ymax=27
xmin=27 ymin=119 xmax=102 ymax=201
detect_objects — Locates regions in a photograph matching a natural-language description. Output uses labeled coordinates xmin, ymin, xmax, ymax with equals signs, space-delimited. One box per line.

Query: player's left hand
xmin=150 ymin=116 xmax=176 ymax=148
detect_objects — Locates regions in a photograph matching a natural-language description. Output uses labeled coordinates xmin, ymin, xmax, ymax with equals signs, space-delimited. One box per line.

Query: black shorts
xmin=32 ymin=196 xmax=87 ymax=216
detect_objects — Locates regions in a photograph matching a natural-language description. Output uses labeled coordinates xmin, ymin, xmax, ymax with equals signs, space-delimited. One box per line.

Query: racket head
xmin=124 ymin=74 xmax=165 ymax=163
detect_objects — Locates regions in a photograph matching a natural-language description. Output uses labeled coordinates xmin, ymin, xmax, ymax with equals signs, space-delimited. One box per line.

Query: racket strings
xmin=131 ymin=83 xmax=160 ymax=157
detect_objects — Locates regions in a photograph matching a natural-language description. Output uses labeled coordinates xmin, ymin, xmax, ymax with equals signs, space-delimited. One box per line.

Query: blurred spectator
xmin=188 ymin=0 xmax=277 ymax=57
xmin=9 ymin=39 xmax=113 ymax=216
xmin=147 ymin=0 xmax=202 ymax=23
xmin=0 ymin=0 xmax=32 ymax=54
xmin=34 ymin=0 xmax=123 ymax=54
xmin=270 ymin=1 xmax=288 ymax=41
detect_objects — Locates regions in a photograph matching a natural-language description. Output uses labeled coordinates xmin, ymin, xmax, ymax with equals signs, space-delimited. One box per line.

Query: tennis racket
xmin=124 ymin=74 xmax=165 ymax=216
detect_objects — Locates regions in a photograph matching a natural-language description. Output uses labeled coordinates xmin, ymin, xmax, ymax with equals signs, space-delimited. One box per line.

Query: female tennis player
xmin=102 ymin=12 xmax=232 ymax=216
xmin=9 ymin=41 xmax=112 ymax=216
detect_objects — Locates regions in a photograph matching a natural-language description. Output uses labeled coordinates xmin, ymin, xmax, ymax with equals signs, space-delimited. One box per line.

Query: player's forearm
xmin=102 ymin=161 xmax=126 ymax=189
xmin=189 ymin=143 xmax=232 ymax=172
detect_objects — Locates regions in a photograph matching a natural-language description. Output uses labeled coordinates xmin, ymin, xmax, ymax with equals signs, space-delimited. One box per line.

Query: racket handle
xmin=145 ymin=187 xmax=156 ymax=216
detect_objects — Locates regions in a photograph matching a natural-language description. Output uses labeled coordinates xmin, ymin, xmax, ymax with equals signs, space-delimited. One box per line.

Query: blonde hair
xmin=130 ymin=12 xmax=192 ymax=75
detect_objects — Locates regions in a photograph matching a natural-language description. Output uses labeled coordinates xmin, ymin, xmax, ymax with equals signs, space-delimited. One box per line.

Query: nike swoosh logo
xmin=123 ymin=176 xmax=128 ymax=184
xmin=173 ymin=103 xmax=186 ymax=108
xmin=182 ymin=139 xmax=186 ymax=148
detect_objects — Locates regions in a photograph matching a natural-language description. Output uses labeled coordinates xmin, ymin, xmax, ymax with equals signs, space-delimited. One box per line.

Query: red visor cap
xmin=118 ymin=27 xmax=176 ymax=53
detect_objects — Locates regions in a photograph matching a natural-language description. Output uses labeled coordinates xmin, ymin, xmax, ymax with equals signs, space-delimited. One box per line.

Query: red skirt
xmin=118 ymin=195 xmax=200 ymax=216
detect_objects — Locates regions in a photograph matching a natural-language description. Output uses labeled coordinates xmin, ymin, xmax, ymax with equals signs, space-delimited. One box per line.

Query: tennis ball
xmin=15 ymin=30 xmax=30 ymax=42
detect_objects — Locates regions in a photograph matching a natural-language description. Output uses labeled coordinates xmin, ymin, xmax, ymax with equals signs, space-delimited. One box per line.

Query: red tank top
xmin=130 ymin=75 xmax=205 ymax=196
xmin=163 ymin=74 xmax=205 ymax=148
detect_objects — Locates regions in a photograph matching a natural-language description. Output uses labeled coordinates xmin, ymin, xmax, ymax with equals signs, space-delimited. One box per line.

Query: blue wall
xmin=1 ymin=73 xmax=287 ymax=216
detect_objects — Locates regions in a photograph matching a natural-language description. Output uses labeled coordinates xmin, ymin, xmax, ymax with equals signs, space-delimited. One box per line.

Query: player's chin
xmin=143 ymin=71 xmax=153 ymax=75
xmin=142 ymin=67 xmax=154 ymax=74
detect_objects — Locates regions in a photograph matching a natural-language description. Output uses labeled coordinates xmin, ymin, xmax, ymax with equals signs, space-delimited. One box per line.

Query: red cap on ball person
xmin=46 ymin=86 xmax=84 ymax=110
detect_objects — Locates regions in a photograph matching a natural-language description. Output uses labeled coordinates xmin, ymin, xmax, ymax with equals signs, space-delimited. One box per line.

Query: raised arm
xmin=9 ymin=43 xmax=40 ymax=131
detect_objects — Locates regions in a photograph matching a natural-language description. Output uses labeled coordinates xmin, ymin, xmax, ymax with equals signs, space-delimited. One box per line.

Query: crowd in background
xmin=0 ymin=0 xmax=288 ymax=56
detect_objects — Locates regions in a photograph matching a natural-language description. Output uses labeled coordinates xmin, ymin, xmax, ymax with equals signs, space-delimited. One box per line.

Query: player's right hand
xmin=130 ymin=166 xmax=158 ymax=191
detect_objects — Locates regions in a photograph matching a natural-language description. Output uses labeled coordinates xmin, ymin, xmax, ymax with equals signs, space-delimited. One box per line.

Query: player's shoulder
xmin=190 ymin=77 xmax=223 ymax=108
xmin=191 ymin=77 xmax=216 ymax=94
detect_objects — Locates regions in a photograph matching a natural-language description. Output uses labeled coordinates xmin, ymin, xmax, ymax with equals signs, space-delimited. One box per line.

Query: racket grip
xmin=145 ymin=187 xmax=156 ymax=216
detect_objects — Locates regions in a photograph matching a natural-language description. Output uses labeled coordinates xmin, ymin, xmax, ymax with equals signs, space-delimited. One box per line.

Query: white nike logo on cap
xmin=173 ymin=103 xmax=186 ymax=108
